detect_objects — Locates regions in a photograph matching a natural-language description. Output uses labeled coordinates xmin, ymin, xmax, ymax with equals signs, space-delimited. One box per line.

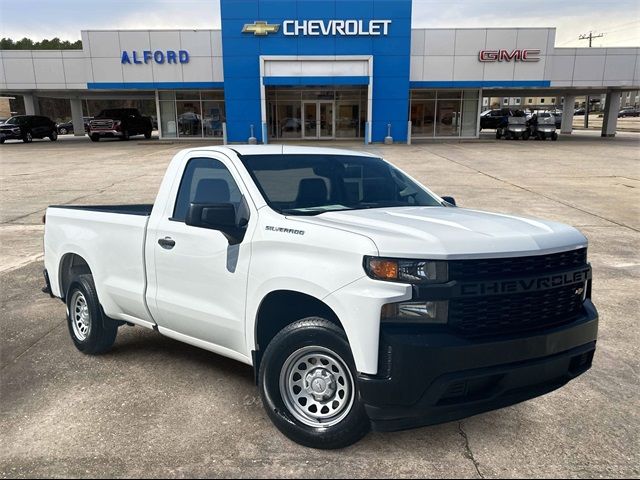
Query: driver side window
xmin=173 ymin=157 xmax=242 ymax=222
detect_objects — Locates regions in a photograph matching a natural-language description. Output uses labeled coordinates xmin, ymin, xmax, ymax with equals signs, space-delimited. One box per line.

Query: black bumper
xmin=358 ymin=300 xmax=598 ymax=432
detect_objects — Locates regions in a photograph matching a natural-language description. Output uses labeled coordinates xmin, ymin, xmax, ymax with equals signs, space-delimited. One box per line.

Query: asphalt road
xmin=1 ymin=131 xmax=639 ymax=478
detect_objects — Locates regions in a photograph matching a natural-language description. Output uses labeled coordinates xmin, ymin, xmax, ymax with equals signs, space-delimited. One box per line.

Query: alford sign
xmin=121 ymin=50 xmax=190 ymax=65
xmin=242 ymin=19 xmax=392 ymax=36
xmin=478 ymin=49 xmax=541 ymax=62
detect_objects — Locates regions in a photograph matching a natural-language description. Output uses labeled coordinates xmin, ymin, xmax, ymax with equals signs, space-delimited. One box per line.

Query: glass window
xmin=173 ymin=158 xmax=243 ymax=221
xmin=435 ymin=99 xmax=461 ymax=136
xmin=159 ymin=91 xmax=175 ymax=101
xmin=437 ymin=90 xmax=462 ymax=100
xmin=202 ymin=102 xmax=225 ymax=138
xmin=461 ymin=97 xmax=478 ymax=137
xmin=159 ymin=101 xmax=177 ymax=138
xmin=410 ymin=100 xmax=435 ymax=137
xmin=177 ymin=101 xmax=202 ymax=137
xmin=176 ymin=91 xmax=200 ymax=100
xmin=240 ymin=154 xmax=442 ymax=215
xmin=412 ymin=90 xmax=436 ymax=100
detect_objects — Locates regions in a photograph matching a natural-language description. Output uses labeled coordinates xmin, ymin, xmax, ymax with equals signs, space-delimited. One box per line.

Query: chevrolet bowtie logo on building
xmin=242 ymin=21 xmax=280 ymax=36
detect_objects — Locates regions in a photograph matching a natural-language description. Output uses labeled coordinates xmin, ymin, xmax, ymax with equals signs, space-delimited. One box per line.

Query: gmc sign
xmin=478 ymin=49 xmax=541 ymax=62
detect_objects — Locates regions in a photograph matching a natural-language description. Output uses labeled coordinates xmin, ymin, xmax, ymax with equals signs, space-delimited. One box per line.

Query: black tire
xmin=120 ymin=130 xmax=130 ymax=141
xmin=552 ymin=132 xmax=558 ymax=141
xmin=259 ymin=317 xmax=370 ymax=449
xmin=144 ymin=129 xmax=152 ymax=139
xmin=59 ymin=127 xmax=68 ymax=135
xmin=23 ymin=131 xmax=33 ymax=143
xmin=66 ymin=274 xmax=118 ymax=355
xmin=523 ymin=131 xmax=530 ymax=140
xmin=0 ymin=138 xmax=4 ymax=144
xmin=90 ymin=134 xmax=100 ymax=142
xmin=495 ymin=130 xmax=501 ymax=139
xmin=49 ymin=131 xmax=58 ymax=141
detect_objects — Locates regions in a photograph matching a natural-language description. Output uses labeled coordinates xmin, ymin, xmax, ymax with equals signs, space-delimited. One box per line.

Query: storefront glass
xmin=157 ymin=90 xmax=225 ymax=139
xmin=266 ymin=87 xmax=366 ymax=140
xmin=410 ymin=90 xmax=479 ymax=138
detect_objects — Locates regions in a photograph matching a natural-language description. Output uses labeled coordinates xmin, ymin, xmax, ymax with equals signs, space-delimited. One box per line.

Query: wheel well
xmin=59 ymin=253 xmax=92 ymax=300
xmin=253 ymin=290 xmax=343 ymax=374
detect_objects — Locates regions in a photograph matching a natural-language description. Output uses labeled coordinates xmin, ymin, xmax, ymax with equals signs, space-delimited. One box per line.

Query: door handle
xmin=158 ymin=237 xmax=176 ymax=249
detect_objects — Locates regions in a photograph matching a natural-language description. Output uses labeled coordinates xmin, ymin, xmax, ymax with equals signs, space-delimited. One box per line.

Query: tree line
xmin=0 ymin=37 xmax=82 ymax=50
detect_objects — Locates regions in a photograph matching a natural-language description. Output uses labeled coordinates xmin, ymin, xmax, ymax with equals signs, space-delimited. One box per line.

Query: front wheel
xmin=59 ymin=127 xmax=68 ymax=135
xmin=23 ymin=131 xmax=33 ymax=143
xmin=144 ymin=129 xmax=152 ymax=139
xmin=90 ymin=134 xmax=100 ymax=142
xmin=120 ymin=130 xmax=130 ymax=141
xmin=259 ymin=317 xmax=370 ymax=449
xmin=49 ymin=131 xmax=58 ymax=141
xmin=552 ymin=132 xmax=558 ymax=141
xmin=66 ymin=274 xmax=118 ymax=355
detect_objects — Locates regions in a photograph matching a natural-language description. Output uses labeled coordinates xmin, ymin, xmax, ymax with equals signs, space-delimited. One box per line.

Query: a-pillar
xmin=561 ymin=94 xmax=575 ymax=134
xmin=70 ymin=98 xmax=85 ymax=137
xmin=23 ymin=94 xmax=40 ymax=115
xmin=601 ymin=90 xmax=621 ymax=137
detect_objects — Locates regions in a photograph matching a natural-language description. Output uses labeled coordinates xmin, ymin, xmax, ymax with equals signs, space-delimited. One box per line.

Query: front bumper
xmin=90 ymin=129 xmax=123 ymax=137
xmin=0 ymin=130 xmax=23 ymax=140
xmin=358 ymin=300 xmax=598 ymax=432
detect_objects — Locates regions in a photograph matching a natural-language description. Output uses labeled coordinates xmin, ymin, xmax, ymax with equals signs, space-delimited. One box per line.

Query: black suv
xmin=88 ymin=108 xmax=153 ymax=141
xmin=0 ymin=115 xmax=58 ymax=143
xmin=480 ymin=108 xmax=516 ymax=130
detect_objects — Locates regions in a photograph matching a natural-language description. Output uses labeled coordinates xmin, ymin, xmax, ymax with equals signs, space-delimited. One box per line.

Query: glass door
xmin=303 ymin=102 xmax=317 ymax=139
xmin=318 ymin=101 xmax=334 ymax=139
xmin=302 ymin=101 xmax=335 ymax=139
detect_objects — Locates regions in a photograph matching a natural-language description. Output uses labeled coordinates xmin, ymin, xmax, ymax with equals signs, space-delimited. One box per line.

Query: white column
xmin=601 ymin=90 xmax=621 ymax=137
xmin=23 ymin=94 xmax=40 ymax=115
xmin=70 ymin=98 xmax=84 ymax=137
xmin=561 ymin=94 xmax=576 ymax=134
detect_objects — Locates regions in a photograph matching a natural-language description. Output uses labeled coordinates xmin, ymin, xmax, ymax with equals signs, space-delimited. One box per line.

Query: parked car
xmin=536 ymin=111 xmax=562 ymax=129
xmin=0 ymin=115 xmax=58 ymax=143
xmin=618 ymin=106 xmax=640 ymax=117
xmin=574 ymin=108 xmax=586 ymax=116
xmin=57 ymin=117 xmax=93 ymax=135
xmin=480 ymin=108 xmax=516 ymax=130
xmin=43 ymin=146 xmax=598 ymax=449
xmin=88 ymin=108 xmax=153 ymax=141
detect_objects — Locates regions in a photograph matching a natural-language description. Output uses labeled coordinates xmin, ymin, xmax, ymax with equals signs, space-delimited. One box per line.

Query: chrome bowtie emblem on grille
xmin=242 ymin=21 xmax=280 ymax=36
xmin=575 ymin=287 xmax=585 ymax=296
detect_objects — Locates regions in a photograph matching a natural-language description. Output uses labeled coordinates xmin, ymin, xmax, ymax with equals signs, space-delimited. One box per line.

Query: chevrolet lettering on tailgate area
xmin=43 ymin=145 xmax=598 ymax=449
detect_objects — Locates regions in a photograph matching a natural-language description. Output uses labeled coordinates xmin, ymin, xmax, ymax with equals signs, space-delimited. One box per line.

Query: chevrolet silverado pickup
xmin=43 ymin=145 xmax=598 ymax=449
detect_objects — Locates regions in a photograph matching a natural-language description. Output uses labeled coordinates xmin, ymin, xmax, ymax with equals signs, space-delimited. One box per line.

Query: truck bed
xmin=48 ymin=204 xmax=153 ymax=216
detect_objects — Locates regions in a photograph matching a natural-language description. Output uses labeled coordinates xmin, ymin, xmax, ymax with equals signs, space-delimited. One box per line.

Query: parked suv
xmin=88 ymin=108 xmax=153 ymax=142
xmin=480 ymin=109 xmax=516 ymax=130
xmin=618 ymin=106 xmax=640 ymax=117
xmin=0 ymin=115 xmax=58 ymax=144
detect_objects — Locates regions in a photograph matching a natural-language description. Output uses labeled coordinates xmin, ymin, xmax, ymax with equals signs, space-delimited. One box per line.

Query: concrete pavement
xmin=1 ymin=131 xmax=639 ymax=477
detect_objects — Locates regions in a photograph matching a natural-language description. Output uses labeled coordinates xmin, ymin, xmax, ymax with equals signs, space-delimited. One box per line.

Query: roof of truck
xmin=181 ymin=145 xmax=380 ymax=158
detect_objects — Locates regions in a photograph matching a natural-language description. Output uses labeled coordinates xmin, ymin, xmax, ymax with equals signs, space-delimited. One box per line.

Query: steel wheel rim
xmin=279 ymin=346 xmax=355 ymax=428
xmin=70 ymin=291 xmax=91 ymax=341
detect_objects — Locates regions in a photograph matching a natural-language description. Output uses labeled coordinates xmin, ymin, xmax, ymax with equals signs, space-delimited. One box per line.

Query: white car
xmin=43 ymin=145 xmax=598 ymax=448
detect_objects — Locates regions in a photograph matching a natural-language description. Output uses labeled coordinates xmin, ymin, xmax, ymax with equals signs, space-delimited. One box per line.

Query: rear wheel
xmin=23 ymin=131 xmax=33 ymax=143
xmin=66 ymin=274 xmax=118 ymax=355
xmin=144 ymin=129 xmax=152 ymax=139
xmin=90 ymin=134 xmax=100 ymax=142
xmin=552 ymin=132 xmax=558 ymax=141
xmin=59 ymin=127 xmax=68 ymax=135
xmin=495 ymin=130 xmax=501 ymax=139
xmin=49 ymin=131 xmax=58 ymax=141
xmin=259 ymin=317 xmax=370 ymax=449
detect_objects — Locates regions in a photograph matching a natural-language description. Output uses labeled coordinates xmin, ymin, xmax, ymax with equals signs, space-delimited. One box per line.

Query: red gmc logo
xmin=478 ymin=49 xmax=541 ymax=62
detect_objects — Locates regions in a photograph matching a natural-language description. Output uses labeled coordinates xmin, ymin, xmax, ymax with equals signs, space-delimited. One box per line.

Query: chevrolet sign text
xmin=283 ymin=19 xmax=392 ymax=36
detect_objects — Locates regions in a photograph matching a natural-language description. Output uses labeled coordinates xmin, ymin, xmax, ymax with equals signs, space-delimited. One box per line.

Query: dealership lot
xmin=1 ymin=132 xmax=639 ymax=477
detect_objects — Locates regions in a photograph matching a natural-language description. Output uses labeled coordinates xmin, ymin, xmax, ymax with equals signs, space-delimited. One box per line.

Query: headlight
xmin=363 ymin=256 xmax=448 ymax=284
xmin=381 ymin=300 xmax=448 ymax=324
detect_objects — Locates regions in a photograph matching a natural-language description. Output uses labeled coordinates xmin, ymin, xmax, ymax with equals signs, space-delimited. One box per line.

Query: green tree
xmin=0 ymin=37 xmax=82 ymax=50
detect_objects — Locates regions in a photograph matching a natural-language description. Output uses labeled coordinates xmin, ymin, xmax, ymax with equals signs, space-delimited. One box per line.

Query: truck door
xmin=146 ymin=153 xmax=255 ymax=357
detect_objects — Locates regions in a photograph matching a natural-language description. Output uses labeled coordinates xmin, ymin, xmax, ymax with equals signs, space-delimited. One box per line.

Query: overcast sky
xmin=1 ymin=0 xmax=638 ymax=48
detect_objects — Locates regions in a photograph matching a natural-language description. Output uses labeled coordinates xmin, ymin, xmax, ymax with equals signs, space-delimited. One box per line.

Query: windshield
xmin=5 ymin=116 xmax=27 ymax=125
xmin=96 ymin=109 xmax=136 ymax=118
xmin=239 ymin=154 xmax=442 ymax=215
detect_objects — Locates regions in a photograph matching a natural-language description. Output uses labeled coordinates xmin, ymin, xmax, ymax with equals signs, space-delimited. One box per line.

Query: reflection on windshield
xmin=240 ymin=154 xmax=442 ymax=215
xmin=5 ymin=117 xmax=26 ymax=125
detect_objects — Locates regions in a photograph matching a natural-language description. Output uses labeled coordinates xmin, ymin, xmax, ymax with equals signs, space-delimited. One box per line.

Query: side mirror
xmin=186 ymin=203 xmax=247 ymax=244
xmin=441 ymin=196 xmax=457 ymax=206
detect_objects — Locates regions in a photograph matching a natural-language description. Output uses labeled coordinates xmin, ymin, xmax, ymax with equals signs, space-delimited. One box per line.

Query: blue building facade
xmin=220 ymin=0 xmax=412 ymax=143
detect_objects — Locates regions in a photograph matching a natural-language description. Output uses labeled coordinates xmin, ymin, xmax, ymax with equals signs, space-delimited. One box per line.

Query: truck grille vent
xmin=90 ymin=119 xmax=113 ymax=129
xmin=449 ymin=284 xmax=585 ymax=337
xmin=448 ymin=248 xmax=587 ymax=280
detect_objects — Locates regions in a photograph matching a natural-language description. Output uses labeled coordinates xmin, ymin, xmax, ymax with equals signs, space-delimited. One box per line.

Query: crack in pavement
xmin=430 ymin=146 xmax=640 ymax=233
xmin=458 ymin=421 xmax=484 ymax=479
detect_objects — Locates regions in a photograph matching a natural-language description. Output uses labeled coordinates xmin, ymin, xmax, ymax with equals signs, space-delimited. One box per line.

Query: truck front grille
xmin=448 ymin=248 xmax=587 ymax=281
xmin=90 ymin=119 xmax=113 ymax=130
xmin=449 ymin=283 xmax=585 ymax=338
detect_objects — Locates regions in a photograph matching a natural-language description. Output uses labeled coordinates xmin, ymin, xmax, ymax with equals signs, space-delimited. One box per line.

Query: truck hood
xmin=296 ymin=206 xmax=587 ymax=259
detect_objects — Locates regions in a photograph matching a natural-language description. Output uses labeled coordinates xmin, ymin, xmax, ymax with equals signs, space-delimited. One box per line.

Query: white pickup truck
xmin=43 ymin=145 xmax=598 ymax=449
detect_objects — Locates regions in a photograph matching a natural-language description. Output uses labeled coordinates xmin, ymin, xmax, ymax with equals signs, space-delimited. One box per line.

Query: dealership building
xmin=1 ymin=0 xmax=639 ymax=143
